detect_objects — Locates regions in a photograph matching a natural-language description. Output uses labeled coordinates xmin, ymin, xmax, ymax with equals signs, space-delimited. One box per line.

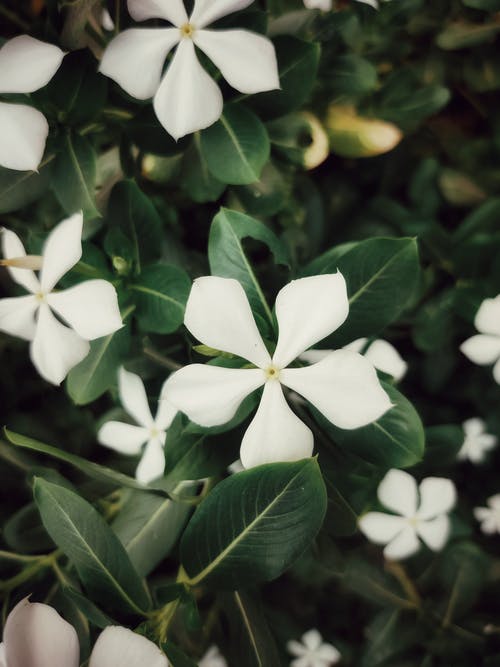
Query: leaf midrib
xmin=348 ymin=244 xmax=411 ymax=305
xmin=219 ymin=113 xmax=257 ymax=181
xmin=129 ymin=283 xmax=184 ymax=310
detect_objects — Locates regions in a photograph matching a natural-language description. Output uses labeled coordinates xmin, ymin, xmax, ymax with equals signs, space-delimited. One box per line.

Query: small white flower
xmin=98 ymin=367 xmax=176 ymax=483
xmin=164 ymin=274 xmax=392 ymax=468
xmin=359 ymin=469 xmax=456 ymax=560
xmin=458 ymin=418 xmax=497 ymax=463
xmin=460 ymin=294 xmax=500 ymax=384
xmin=0 ymin=213 xmax=122 ymax=385
xmin=99 ymin=0 xmax=280 ymax=141
xmin=287 ymin=629 xmax=341 ymax=667
xmin=199 ymin=645 xmax=227 ymax=667
xmin=474 ymin=495 xmax=500 ymax=535
xmin=0 ymin=36 xmax=64 ymax=171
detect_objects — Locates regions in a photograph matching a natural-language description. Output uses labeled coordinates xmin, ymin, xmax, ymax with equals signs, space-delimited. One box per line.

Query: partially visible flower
xmin=100 ymin=0 xmax=279 ymax=140
xmin=98 ymin=367 xmax=176 ymax=483
xmin=199 ymin=645 xmax=227 ymax=667
xmin=458 ymin=418 xmax=497 ymax=463
xmin=0 ymin=213 xmax=122 ymax=385
xmin=474 ymin=495 xmax=500 ymax=535
xmin=164 ymin=275 xmax=392 ymax=469
xmin=0 ymin=36 xmax=64 ymax=171
xmin=460 ymin=295 xmax=500 ymax=384
xmin=287 ymin=629 xmax=340 ymax=667
xmin=228 ymin=459 xmax=245 ymax=475
xmin=359 ymin=469 xmax=456 ymax=560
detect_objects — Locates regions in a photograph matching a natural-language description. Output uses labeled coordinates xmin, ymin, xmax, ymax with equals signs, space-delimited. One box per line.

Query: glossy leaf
xmin=52 ymin=132 xmax=99 ymax=218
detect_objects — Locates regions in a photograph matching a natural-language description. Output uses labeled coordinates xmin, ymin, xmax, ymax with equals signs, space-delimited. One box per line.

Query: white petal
xmin=383 ymin=525 xmax=420 ymax=560
xmin=342 ymin=338 xmax=367 ymax=354
xmin=317 ymin=644 xmax=341 ymax=663
xmin=0 ymin=36 xmax=64 ymax=94
xmin=463 ymin=417 xmax=485 ymax=437
xmin=128 ymin=0 xmax=188 ymax=24
xmin=97 ymin=421 xmax=149 ymax=455
xmin=155 ymin=379 xmax=178 ymax=430
xmin=47 ymin=280 xmax=122 ymax=340
xmin=2 ymin=228 xmax=40 ymax=293
xmin=40 ymin=213 xmax=83 ymax=293
xmin=493 ymin=357 xmax=500 ymax=384
xmin=417 ymin=477 xmax=456 ymax=520
xmin=416 ymin=515 xmax=450 ymax=551
xmin=153 ymin=38 xmax=223 ymax=140
xmin=99 ymin=28 xmax=180 ymax=100
xmin=165 ymin=364 xmax=264 ymax=427
xmin=240 ymin=380 xmax=313 ymax=468
xmin=489 ymin=494 xmax=500 ymax=510
xmin=302 ymin=629 xmax=322 ymax=651
xmin=378 ymin=469 xmax=418 ymax=518
xmin=304 ymin=0 xmax=333 ymax=9
xmin=199 ymin=645 xmax=227 ymax=667
xmin=118 ymin=367 xmax=154 ymax=427
xmin=136 ymin=437 xmax=165 ymax=483
xmin=183 ymin=276 xmax=271 ymax=368
xmin=0 ymin=295 xmax=38 ymax=341
xmin=474 ymin=295 xmax=500 ymax=336
xmin=287 ymin=639 xmax=307 ymax=658
xmin=194 ymin=29 xmax=279 ymax=94
xmin=364 ymin=339 xmax=407 ymax=382
xmin=89 ymin=626 xmax=168 ymax=667
xmin=280 ymin=350 xmax=392 ymax=430
xmin=4 ymin=598 xmax=79 ymax=667
xmin=355 ymin=0 xmax=379 ymax=7
xmin=290 ymin=659 xmax=309 ymax=667
xmin=30 ymin=304 xmax=89 ymax=385
xmin=358 ymin=512 xmax=406 ymax=545
xmin=190 ymin=0 xmax=254 ymax=28
xmin=0 ymin=643 xmax=5 ymax=667
xmin=0 ymin=102 xmax=48 ymax=172
xmin=272 ymin=274 xmax=349 ymax=369
xmin=460 ymin=334 xmax=500 ymax=365
xmin=299 ymin=349 xmax=331 ymax=364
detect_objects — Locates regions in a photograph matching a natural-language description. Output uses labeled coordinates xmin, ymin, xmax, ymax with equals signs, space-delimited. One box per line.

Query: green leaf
xmin=63 ymin=586 xmax=115 ymax=629
xmin=362 ymin=609 xmax=419 ymax=667
xmin=180 ymin=459 xmax=327 ymax=589
xmin=128 ymin=106 xmax=191 ymax=157
xmin=326 ymin=55 xmax=378 ymax=98
xmin=52 ymin=132 xmax=99 ymax=218
xmin=33 ymin=478 xmax=150 ymax=614
xmin=344 ymin=558 xmax=415 ymax=609
xmin=423 ymin=425 xmax=464 ymax=468
xmin=200 ymin=104 xmax=270 ymax=185
xmin=0 ymin=160 xmax=53 ymax=213
xmin=161 ymin=643 xmax=197 ymax=667
xmin=129 ymin=264 xmax=191 ymax=334
xmin=181 ymin=135 xmax=226 ymax=203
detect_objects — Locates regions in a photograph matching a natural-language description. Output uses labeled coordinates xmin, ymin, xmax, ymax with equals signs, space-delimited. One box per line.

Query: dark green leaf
xmin=0 ymin=160 xmax=53 ymax=213
xmin=52 ymin=132 xmax=99 ymax=218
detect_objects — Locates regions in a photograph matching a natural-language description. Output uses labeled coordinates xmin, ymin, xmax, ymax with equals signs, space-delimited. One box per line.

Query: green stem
xmin=0 ymin=550 xmax=43 ymax=564
xmin=143 ymin=346 xmax=182 ymax=371
xmin=0 ymin=550 xmax=62 ymax=593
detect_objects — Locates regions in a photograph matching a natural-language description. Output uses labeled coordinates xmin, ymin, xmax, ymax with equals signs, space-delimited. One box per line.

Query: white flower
xmin=474 ymin=495 xmax=500 ymax=535
xmin=359 ymin=469 xmax=457 ymax=560
xmin=0 ymin=213 xmax=122 ymax=385
xmin=98 ymin=367 xmax=176 ymax=483
xmin=301 ymin=337 xmax=407 ymax=382
xmin=460 ymin=294 xmax=500 ymax=384
xmin=0 ymin=36 xmax=64 ymax=171
xmin=0 ymin=598 xmax=168 ymax=667
xmin=164 ymin=274 xmax=392 ymax=468
xmin=199 ymin=645 xmax=227 ymax=667
xmin=287 ymin=629 xmax=340 ymax=667
xmin=458 ymin=418 xmax=497 ymax=463
xmin=99 ymin=0 xmax=280 ymax=141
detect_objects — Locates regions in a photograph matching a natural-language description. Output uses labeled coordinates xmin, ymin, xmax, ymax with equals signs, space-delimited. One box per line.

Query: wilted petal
xmin=118 ymin=367 xmax=155 ymax=427
xmin=460 ymin=334 xmax=500 ymax=365
xmin=155 ymin=381 xmax=178 ymax=430
xmin=358 ymin=512 xmax=406 ymax=544
xmin=378 ymin=469 xmax=418 ymax=518
xmin=383 ymin=525 xmax=420 ymax=560
xmin=136 ymin=437 xmax=165 ymax=483
xmin=0 ymin=102 xmax=49 ymax=172
xmin=240 ymin=380 xmax=313 ymax=468
xmin=165 ymin=364 xmax=264 ymax=427
xmin=416 ymin=515 xmax=450 ymax=551
xmin=97 ymin=421 xmax=149 ymax=454
xmin=194 ymin=29 xmax=279 ymax=94
xmin=417 ymin=477 xmax=456 ymax=520
xmin=128 ymin=0 xmax=188 ymax=24
xmin=184 ymin=276 xmax=271 ymax=368
xmin=0 ymin=295 xmax=38 ymax=341
xmin=89 ymin=626 xmax=168 ymax=667
xmin=40 ymin=213 xmax=83 ymax=293
xmin=47 ymin=280 xmax=122 ymax=340
xmin=272 ymin=274 xmax=349 ymax=368
xmin=2 ymin=228 xmax=41 ymax=293
xmin=99 ymin=28 xmax=180 ymax=99
xmin=280 ymin=350 xmax=392 ymax=430
xmin=153 ymin=38 xmax=223 ymax=140
xmin=30 ymin=304 xmax=89 ymax=385
xmin=474 ymin=295 xmax=500 ymax=336
xmin=4 ymin=598 xmax=79 ymax=667
xmin=190 ymin=0 xmax=254 ymax=28
xmin=0 ymin=36 xmax=64 ymax=94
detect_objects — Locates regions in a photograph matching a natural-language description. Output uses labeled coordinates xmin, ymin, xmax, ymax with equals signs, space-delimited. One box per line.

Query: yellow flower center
xmin=265 ymin=365 xmax=281 ymax=381
xmin=180 ymin=23 xmax=195 ymax=39
xmin=35 ymin=292 xmax=46 ymax=303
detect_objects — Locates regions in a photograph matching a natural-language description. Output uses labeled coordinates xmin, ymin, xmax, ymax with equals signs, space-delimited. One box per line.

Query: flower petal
xmin=4 ymin=598 xmax=79 ymax=667
xmin=30 ymin=304 xmax=89 ymax=385
xmin=128 ymin=0 xmax=188 ymax=24
xmin=463 ymin=417 xmax=485 ymax=437
xmin=474 ymin=295 xmax=500 ymax=336
xmin=165 ymin=364 xmax=264 ymax=427
xmin=378 ymin=469 xmax=418 ymax=518
xmin=0 ymin=643 xmax=5 ymax=667
xmin=194 ymin=29 xmax=279 ymax=94
xmin=286 ymin=640 xmax=306 ymax=658
xmin=2 ymin=228 xmax=41 ymax=293
xmin=280 ymin=350 xmax=392 ymax=430
xmin=304 ymin=0 xmax=333 ymax=9
xmin=272 ymin=274 xmax=349 ymax=368
xmin=240 ymin=381 xmax=313 ymax=468
xmin=47 ymin=280 xmax=122 ymax=340
xmin=417 ymin=477 xmax=456 ymax=520
xmin=358 ymin=512 xmax=406 ymax=544
xmin=190 ymin=0 xmax=254 ymax=28
xmin=416 ymin=515 xmax=450 ymax=551
xmin=40 ymin=213 xmax=83 ymax=293
xmin=89 ymin=626 xmax=168 ymax=667
xmin=0 ymin=295 xmax=38 ymax=341
xmin=97 ymin=421 xmax=149 ymax=455
xmin=383 ymin=525 xmax=420 ymax=560
xmin=317 ymin=644 xmax=341 ymax=663
xmin=494 ymin=357 xmax=500 ymax=385
xmin=155 ymin=380 xmax=178 ymax=430
xmin=118 ymin=367 xmax=154 ymax=427
xmin=460 ymin=334 xmax=500 ymax=365
xmin=0 ymin=102 xmax=49 ymax=172
xmin=363 ymin=339 xmax=407 ymax=382
xmin=0 ymin=36 xmax=64 ymax=94
xmin=136 ymin=437 xmax=165 ymax=483
xmin=301 ymin=629 xmax=323 ymax=651
xmin=183 ymin=276 xmax=271 ymax=368
xmin=153 ymin=38 xmax=223 ymax=140
xmin=99 ymin=28 xmax=180 ymax=100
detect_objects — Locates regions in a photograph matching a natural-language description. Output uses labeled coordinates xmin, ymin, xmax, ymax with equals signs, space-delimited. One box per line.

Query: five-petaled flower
xmin=164 ymin=274 xmax=392 ymax=468
xmin=358 ymin=468 xmax=457 ymax=560
xmin=474 ymin=495 xmax=500 ymax=535
xmin=460 ymin=294 xmax=500 ymax=385
xmin=0 ymin=35 xmax=64 ymax=171
xmin=458 ymin=418 xmax=497 ymax=464
xmin=99 ymin=0 xmax=280 ymax=141
xmin=0 ymin=213 xmax=122 ymax=385
xmin=98 ymin=367 xmax=176 ymax=483
xmin=287 ymin=629 xmax=341 ymax=667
